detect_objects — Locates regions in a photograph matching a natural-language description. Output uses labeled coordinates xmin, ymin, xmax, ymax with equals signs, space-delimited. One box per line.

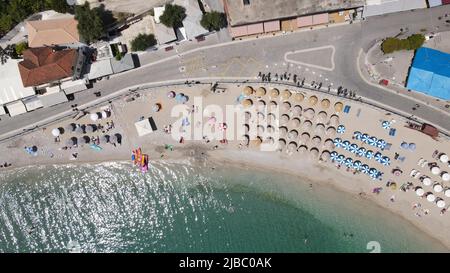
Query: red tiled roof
xmin=18 ymin=47 xmax=77 ymax=87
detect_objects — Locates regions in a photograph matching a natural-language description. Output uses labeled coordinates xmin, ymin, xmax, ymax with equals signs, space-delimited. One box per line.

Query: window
xmin=243 ymin=0 xmax=250 ymax=5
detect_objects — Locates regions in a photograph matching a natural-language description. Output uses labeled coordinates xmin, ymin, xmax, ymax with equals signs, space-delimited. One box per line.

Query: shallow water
xmin=0 ymin=161 xmax=446 ymax=252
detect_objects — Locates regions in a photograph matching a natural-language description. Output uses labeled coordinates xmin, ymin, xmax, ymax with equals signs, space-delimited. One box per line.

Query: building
xmin=223 ymin=0 xmax=364 ymax=27
xmin=363 ymin=0 xmax=427 ymax=17
xmin=406 ymin=47 xmax=450 ymax=100
xmin=174 ymin=0 xmax=209 ymax=39
xmin=153 ymin=6 xmax=178 ymax=45
xmin=18 ymin=47 xmax=78 ymax=87
xmin=26 ymin=17 xmax=81 ymax=48
xmin=0 ymin=59 xmax=35 ymax=107
xmin=87 ymin=53 xmax=136 ymax=80
xmin=428 ymin=0 xmax=450 ymax=7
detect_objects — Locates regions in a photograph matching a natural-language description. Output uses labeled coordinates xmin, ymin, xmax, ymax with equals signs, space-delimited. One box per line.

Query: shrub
xmin=159 ymin=4 xmax=186 ymax=28
xmin=131 ymin=34 xmax=157 ymax=51
xmin=200 ymin=11 xmax=227 ymax=31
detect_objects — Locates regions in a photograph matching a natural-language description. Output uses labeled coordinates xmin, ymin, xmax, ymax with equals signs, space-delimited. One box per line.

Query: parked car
xmin=165 ymin=46 xmax=174 ymax=51
xmin=196 ymin=35 xmax=205 ymax=42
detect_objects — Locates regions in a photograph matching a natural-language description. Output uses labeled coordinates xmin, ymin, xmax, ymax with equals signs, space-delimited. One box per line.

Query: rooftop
xmin=224 ymin=0 xmax=364 ymax=26
xmin=26 ymin=17 xmax=80 ymax=48
xmin=174 ymin=0 xmax=209 ymax=39
xmin=0 ymin=59 xmax=35 ymax=105
xmin=18 ymin=47 xmax=78 ymax=87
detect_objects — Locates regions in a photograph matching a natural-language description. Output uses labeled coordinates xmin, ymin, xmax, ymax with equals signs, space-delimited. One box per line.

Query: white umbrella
xmin=422 ymin=177 xmax=432 ymax=186
xmin=90 ymin=113 xmax=99 ymax=121
xmin=439 ymin=153 xmax=449 ymax=163
xmin=415 ymin=188 xmax=425 ymax=197
xmin=431 ymin=166 xmax=440 ymax=175
xmin=51 ymin=128 xmax=60 ymax=137
xmin=445 ymin=189 xmax=450 ymax=198
xmin=101 ymin=111 xmax=110 ymax=119
xmin=436 ymin=199 xmax=446 ymax=208
xmin=426 ymin=193 xmax=436 ymax=202
xmin=433 ymin=183 xmax=443 ymax=193
xmin=441 ymin=172 xmax=450 ymax=182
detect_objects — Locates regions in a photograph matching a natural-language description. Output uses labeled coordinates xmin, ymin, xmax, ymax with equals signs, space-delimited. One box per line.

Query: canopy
xmin=135 ymin=118 xmax=155 ymax=137
xmin=440 ymin=153 xmax=449 ymax=163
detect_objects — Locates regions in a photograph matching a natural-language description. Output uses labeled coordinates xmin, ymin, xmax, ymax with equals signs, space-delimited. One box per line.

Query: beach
xmin=0 ymin=82 xmax=449 ymax=251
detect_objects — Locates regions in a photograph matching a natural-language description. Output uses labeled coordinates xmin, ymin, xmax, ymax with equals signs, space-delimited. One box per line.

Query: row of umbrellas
xmin=330 ymin=151 xmax=381 ymax=180
xmin=429 ymin=165 xmax=450 ymax=182
xmin=65 ymin=124 xmax=99 ymax=134
xmin=90 ymin=111 xmax=111 ymax=121
xmin=400 ymin=142 xmax=416 ymax=151
xmin=334 ymin=138 xmax=391 ymax=166
xmin=66 ymin=133 xmax=122 ymax=146
xmin=353 ymin=131 xmax=387 ymax=150
xmin=415 ymin=188 xmax=447 ymax=207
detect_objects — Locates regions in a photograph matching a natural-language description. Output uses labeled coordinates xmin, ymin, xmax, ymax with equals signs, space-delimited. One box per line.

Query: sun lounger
xmin=420 ymin=160 xmax=428 ymax=168
xmin=410 ymin=169 xmax=418 ymax=177
xmin=417 ymin=158 xmax=424 ymax=165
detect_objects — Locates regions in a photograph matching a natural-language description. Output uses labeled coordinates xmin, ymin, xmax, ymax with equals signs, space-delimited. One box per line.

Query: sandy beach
xmin=1 ymin=82 xmax=449 ymax=250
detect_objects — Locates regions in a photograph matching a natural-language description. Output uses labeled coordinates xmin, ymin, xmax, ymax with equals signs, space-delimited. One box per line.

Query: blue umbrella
xmin=374 ymin=152 xmax=383 ymax=163
xmin=333 ymin=138 xmax=343 ymax=148
xmin=331 ymin=151 xmax=339 ymax=161
xmin=369 ymin=136 xmax=378 ymax=147
xmin=337 ymin=154 xmax=345 ymax=164
xmin=361 ymin=134 xmax=370 ymax=144
xmin=365 ymin=150 xmax=374 ymax=159
xmin=361 ymin=164 xmax=370 ymax=174
xmin=377 ymin=139 xmax=387 ymax=150
xmin=369 ymin=168 xmax=378 ymax=179
xmin=345 ymin=157 xmax=353 ymax=167
xmin=353 ymin=160 xmax=362 ymax=170
xmin=382 ymin=156 xmax=391 ymax=166
xmin=342 ymin=140 xmax=350 ymax=151
xmin=350 ymin=143 xmax=359 ymax=154
xmin=353 ymin=131 xmax=362 ymax=140
xmin=400 ymin=142 xmax=409 ymax=149
xmin=337 ymin=125 xmax=346 ymax=134
xmin=357 ymin=147 xmax=366 ymax=157
xmin=409 ymin=143 xmax=416 ymax=151
xmin=382 ymin=121 xmax=390 ymax=130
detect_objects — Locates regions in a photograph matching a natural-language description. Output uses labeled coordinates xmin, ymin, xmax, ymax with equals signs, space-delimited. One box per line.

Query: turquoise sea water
xmin=0 ymin=161 xmax=446 ymax=253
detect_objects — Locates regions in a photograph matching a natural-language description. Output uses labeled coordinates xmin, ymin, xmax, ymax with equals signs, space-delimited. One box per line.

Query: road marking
xmin=284 ymin=45 xmax=336 ymax=71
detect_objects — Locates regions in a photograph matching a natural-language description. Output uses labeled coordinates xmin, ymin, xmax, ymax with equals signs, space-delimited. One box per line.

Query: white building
xmin=363 ymin=0 xmax=427 ymax=17
xmin=0 ymin=59 xmax=35 ymax=109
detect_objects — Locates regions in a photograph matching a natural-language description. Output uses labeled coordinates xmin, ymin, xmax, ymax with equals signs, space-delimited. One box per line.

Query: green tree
xmin=74 ymin=2 xmax=105 ymax=44
xmin=159 ymin=4 xmax=186 ymax=28
xmin=381 ymin=37 xmax=399 ymax=54
xmin=15 ymin=42 xmax=28 ymax=55
xmin=46 ymin=0 xmax=71 ymax=14
xmin=407 ymin=34 xmax=425 ymax=50
xmin=200 ymin=11 xmax=227 ymax=31
xmin=0 ymin=14 xmax=13 ymax=35
xmin=131 ymin=33 xmax=156 ymax=51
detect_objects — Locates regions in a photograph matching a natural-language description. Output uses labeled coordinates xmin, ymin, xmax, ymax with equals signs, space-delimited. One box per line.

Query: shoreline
xmin=1 ymin=147 xmax=449 ymax=251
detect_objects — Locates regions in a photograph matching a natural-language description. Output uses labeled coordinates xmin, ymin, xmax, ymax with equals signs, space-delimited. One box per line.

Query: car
xmin=165 ymin=46 xmax=174 ymax=51
xmin=196 ymin=36 xmax=205 ymax=42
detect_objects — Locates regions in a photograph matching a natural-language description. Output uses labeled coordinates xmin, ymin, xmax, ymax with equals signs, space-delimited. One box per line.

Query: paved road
xmin=1 ymin=6 xmax=450 ymax=137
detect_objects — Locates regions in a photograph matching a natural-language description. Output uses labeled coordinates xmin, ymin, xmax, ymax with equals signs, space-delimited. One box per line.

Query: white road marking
xmin=284 ymin=45 xmax=336 ymax=71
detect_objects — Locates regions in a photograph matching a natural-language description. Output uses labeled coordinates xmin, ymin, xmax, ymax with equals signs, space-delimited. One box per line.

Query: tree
xmin=159 ymin=4 xmax=186 ymax=28
xmin=74 ymin=2 xmax=105 ymax=44
xmin=200 ymin=11 xmax=227 ymax=31
xmin=46 ymin=0 xmax=71 ymax=14
xmin=0 ymin=14 xmax=13 ymax=35
xmin=407 ymin=34 xmax=425 ymax=50
xmin=381 ymin=37 xmax=399 ymax=54
xmin=15 ymin=42 xmax=28 ymax=55
xmin=131 ymin=34 xmax=156 ymax=52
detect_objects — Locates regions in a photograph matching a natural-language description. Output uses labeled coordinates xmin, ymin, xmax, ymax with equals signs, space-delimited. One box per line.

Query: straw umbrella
xmin=293 ymin=93 xmax=304 ymax=103
xmin=315 ymin=123 xmax=325 ymax=136
xmin=324 ymin=138 xmax=334 ymax=150
xmin=312 ymin=136 xmax=322 ymax=146
xmin=289 ymin=118 xmax=301 ymax=128
xmin=321 ymin=151 xmax=331 ymax=162
xmin=280 ymin=114 xmax=290 ymax=125
xmin=309 ymin=148 xmax=319 ymax=160
xmin=287 ymin=141 xmax=297 ymax=152
xmin=278 ymin=138 xmax=286 ymax=150
xmin=281 ymin=89 xmax=291 ymax=100
xmin=303 ymin=108 xmax=315 ymax=120
xmin=326 ymin=126 xmax=336 ymax=136
xmin=302 ymin=120 xmax=312 ymax=131
xmin=279 ymin=126 xmax=288 ymax=138
xmin=282 ymin=101 xmax=291 ymax=112
xmin=255 ymin=87 xmax=266 ymax=97
xmin=300 ymin=132 xmax=310 ymax=144
xmin=288 ymin=129 xmax=298 ymax=140
xmin=293 ymin=105 xmax=302 ymax=116
xmin=298 ymin=145 xmax=308 ymax=153
xmin=243 ymin=86 xmax=253 ymax=96
xmin=321 ymin=99 xmax=330 ymax=109
xmin=334 ymin=102 xmax=344 ymax=112
xmin=250 ymin=136 xmax=263 ymax=147
xmin=317 ymin=111 xmax=328 ymax=123
xmin=308 ymin=95 xmax=318 ymax=107
xmin=269 ymin=88 xmax=279 ymax=99
xmin=329 ymin=115 xmax=339 ymax=127
xmin=241 ymin=99 xmax=253 ymax=108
